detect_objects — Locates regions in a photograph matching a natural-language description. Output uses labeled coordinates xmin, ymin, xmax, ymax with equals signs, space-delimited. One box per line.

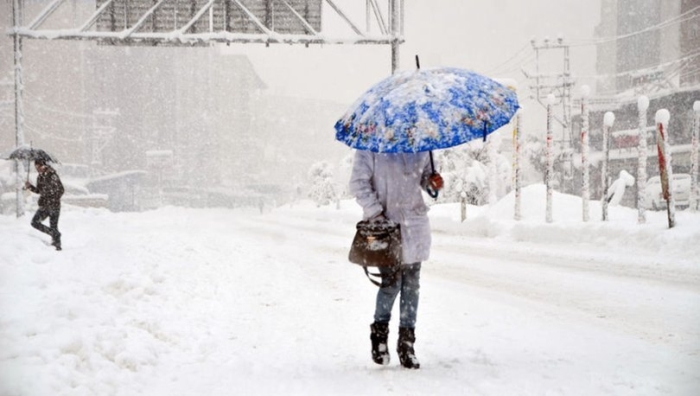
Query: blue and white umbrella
xmin=335 ymin=67 xmax=520 ymax=153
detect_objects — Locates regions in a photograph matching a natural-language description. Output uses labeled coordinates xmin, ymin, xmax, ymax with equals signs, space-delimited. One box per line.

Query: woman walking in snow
xmin=349 ymin=150 xmax=443 ymax=369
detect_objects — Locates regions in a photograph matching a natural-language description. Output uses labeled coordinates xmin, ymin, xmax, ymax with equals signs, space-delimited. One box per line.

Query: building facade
xmin=595 ymin=0 xmax=699 ymax=96
xmin=582 ymin=0 xmax=700 ymax=207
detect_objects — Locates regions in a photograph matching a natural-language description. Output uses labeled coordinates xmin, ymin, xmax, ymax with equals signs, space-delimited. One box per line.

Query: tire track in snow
xmin=428 ymin=246 xmax=700 ymax=354
xmin=238 ymin=211 xmax=700 ymax=355
xmin=433 ymin=235 xmax=700 ymax=290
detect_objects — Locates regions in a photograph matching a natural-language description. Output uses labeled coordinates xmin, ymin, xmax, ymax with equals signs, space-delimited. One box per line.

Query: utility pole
xmin=523 ymin=36 xmax=576 ymax=193
xmin=12 ymin=0 xmax=25 ymax=217
xmin=390 ymin=0 xmax=400 ymax=74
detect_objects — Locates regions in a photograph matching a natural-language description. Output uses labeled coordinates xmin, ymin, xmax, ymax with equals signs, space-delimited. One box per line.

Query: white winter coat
xmin=349 ymin=150 xmax=433 ymax=264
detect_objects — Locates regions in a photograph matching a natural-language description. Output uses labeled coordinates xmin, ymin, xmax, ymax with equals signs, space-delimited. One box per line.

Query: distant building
xmin=85 ymin=47 xmax=266 ymax=188
xmin=594 ymin=0 xmax=699 ymax=96
xmin=0 ymin=1 xmax=267 ymax=190
xmin=576 ymin=0 xmax=700 ymax=207
xmin=590 ymin=0 xmax=699 ymax=154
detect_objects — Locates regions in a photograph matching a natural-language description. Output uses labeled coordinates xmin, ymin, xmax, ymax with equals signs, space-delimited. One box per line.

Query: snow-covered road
xmin=1 ymin=195 xmax=699 ymax=395
xmin=432 ymin=235 xmax=700 ymax=351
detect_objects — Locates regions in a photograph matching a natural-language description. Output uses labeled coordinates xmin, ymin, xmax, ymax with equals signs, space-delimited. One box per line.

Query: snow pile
xmin=429 ymin=184 xmax=700 ymax=265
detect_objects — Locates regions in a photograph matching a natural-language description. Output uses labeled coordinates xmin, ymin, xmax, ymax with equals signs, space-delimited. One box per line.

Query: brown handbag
xmin=348 ymin=219 xmax=402 ymax=286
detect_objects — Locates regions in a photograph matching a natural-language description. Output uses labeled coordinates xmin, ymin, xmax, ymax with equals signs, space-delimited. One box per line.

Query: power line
xmin=680 ymin=66 xmax=700 ymax=79
xmin=23 ymin=123 xmax=84 ymax=143
xmin=24 ymin=106 xmax=90 ymax=127
xmin=22 ymin=112 xmax=91 ymax=138
xmin=575 ymin=49 xmax=700 ymax=79
xmin=485 ymin=49 xmax=536 ymax=81
xmin=490 ymin=53 xmax=536 ymax=77
xmin=485 ymin=43 xmax=530 ymax=75
xmin=569 ymin=5 xmax=700 ymax=48
xmin=22 ymin=92 xmax=95 ymax=120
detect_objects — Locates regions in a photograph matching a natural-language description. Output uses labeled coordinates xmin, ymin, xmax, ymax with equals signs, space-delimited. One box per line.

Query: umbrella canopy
xmin=335 ymin=67 xmax=520 ymax=153
xmin=2 ymin=145 xmax=59 ymax=164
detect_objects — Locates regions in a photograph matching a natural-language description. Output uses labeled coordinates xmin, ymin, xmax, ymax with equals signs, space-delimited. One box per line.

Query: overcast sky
xmin=0 ymin=0 xmax=604 ymax=150
xmin=222 ymin=0 xmax=602 ymax=106
xmin=2 ymin=0 xmax=604 ymax=108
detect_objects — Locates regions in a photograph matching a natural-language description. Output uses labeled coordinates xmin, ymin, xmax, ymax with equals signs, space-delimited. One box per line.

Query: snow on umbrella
xmin=2 ymin=144 xmax=59 ymax=164
xmin=334 ymin=67 xmax=520 ymax=153
xmin=2 ymin=144 xmax=60 ymax=181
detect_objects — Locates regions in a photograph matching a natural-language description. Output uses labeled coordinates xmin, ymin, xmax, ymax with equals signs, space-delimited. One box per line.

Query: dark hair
xmin=35 ymin=159 xmax=46 ymax=166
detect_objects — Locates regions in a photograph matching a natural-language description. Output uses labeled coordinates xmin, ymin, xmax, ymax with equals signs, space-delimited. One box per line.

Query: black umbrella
xmin=4 ymin=145 xmax=59 ymax=163
xmin=2 ymin=144 xmax=60 ymax=181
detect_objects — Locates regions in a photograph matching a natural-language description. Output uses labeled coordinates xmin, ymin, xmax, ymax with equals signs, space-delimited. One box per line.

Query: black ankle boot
xmin=370 ymin=322 xmax=390 ymax=365
xmin=51 ymin=233 xmax=62 ymax=251
xmin=397 ymin=327 xmax=420 ymax=369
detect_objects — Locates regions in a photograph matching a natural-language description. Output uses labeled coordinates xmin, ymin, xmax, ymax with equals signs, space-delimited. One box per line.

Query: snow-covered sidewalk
xmin=1 ymin=186 xmax=699 ymax=395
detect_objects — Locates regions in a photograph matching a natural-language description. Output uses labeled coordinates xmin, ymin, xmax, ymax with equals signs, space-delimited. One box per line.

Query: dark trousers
xmin=31 ymin=207 xmax=61 ymax=241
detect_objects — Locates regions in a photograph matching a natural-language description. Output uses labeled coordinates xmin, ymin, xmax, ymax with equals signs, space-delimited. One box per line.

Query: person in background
xmin=24 ymin=159 xmax=64 ymax=250
xmin=349 ymin=150 xmax=444 ymax=369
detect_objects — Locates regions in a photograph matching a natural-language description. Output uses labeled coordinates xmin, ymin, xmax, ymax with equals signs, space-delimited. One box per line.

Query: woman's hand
xmin=428 ymin=173 xmax=444 ymax=191
xmin=370 ymin=213 xmax=386 ymax=222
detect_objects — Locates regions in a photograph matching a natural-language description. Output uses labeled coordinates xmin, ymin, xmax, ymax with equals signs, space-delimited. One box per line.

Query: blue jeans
xmin=374 ymin=262 xmax=421 ymax=329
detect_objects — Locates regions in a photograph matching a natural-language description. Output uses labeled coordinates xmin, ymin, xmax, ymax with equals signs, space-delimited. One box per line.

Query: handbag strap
xmin=364 ymin=265 xmax=400 ymax=287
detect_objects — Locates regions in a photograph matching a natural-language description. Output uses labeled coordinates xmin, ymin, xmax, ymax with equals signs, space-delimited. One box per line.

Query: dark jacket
xmin=28 ymin=167 xmax=64 ymax=209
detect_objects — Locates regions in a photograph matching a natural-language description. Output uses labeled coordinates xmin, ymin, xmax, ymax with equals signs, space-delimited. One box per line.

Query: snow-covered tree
xmin=307 ymin=161 xmax=336 ymax=207
xmin=522 ymin=134 xmax=547 ymax=182
xmin=434 ymin=147 xmax=473 ymax=203
xmin=435 ymin=134 xmax=511 ymax=206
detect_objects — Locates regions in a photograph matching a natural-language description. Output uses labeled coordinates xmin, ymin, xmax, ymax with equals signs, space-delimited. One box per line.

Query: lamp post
xmin=602 ymin=112 xmax=615 ymax=221
xmin=545 ymin=94 xmax=555 ymax=223
xmin=636 ymin=96 xmax=649 ymax=223
xmin=655 ymin=109 xmax=674 ymax=228
xmin=580 ymin=86 xmax=590 ymax=222
xmin=690 ymin=101 xmax=700 ymax=212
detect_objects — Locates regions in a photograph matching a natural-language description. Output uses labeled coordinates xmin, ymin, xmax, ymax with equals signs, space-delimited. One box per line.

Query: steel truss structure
xmin=8 ymin=0 xmax=404 ymax=216
xmin=14 ymin=0 xmax=404 ymax=46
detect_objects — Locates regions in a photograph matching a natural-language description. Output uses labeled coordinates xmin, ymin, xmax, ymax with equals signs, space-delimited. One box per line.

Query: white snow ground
xmin=1 ymin=184 xmax=699 ymax=396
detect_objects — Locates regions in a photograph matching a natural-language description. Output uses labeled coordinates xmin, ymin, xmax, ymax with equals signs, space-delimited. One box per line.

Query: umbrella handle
xmin=426 ymin=187 xmax=439 ymax=199
xmin=427 ymin=151 xmax=438 ymax=199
